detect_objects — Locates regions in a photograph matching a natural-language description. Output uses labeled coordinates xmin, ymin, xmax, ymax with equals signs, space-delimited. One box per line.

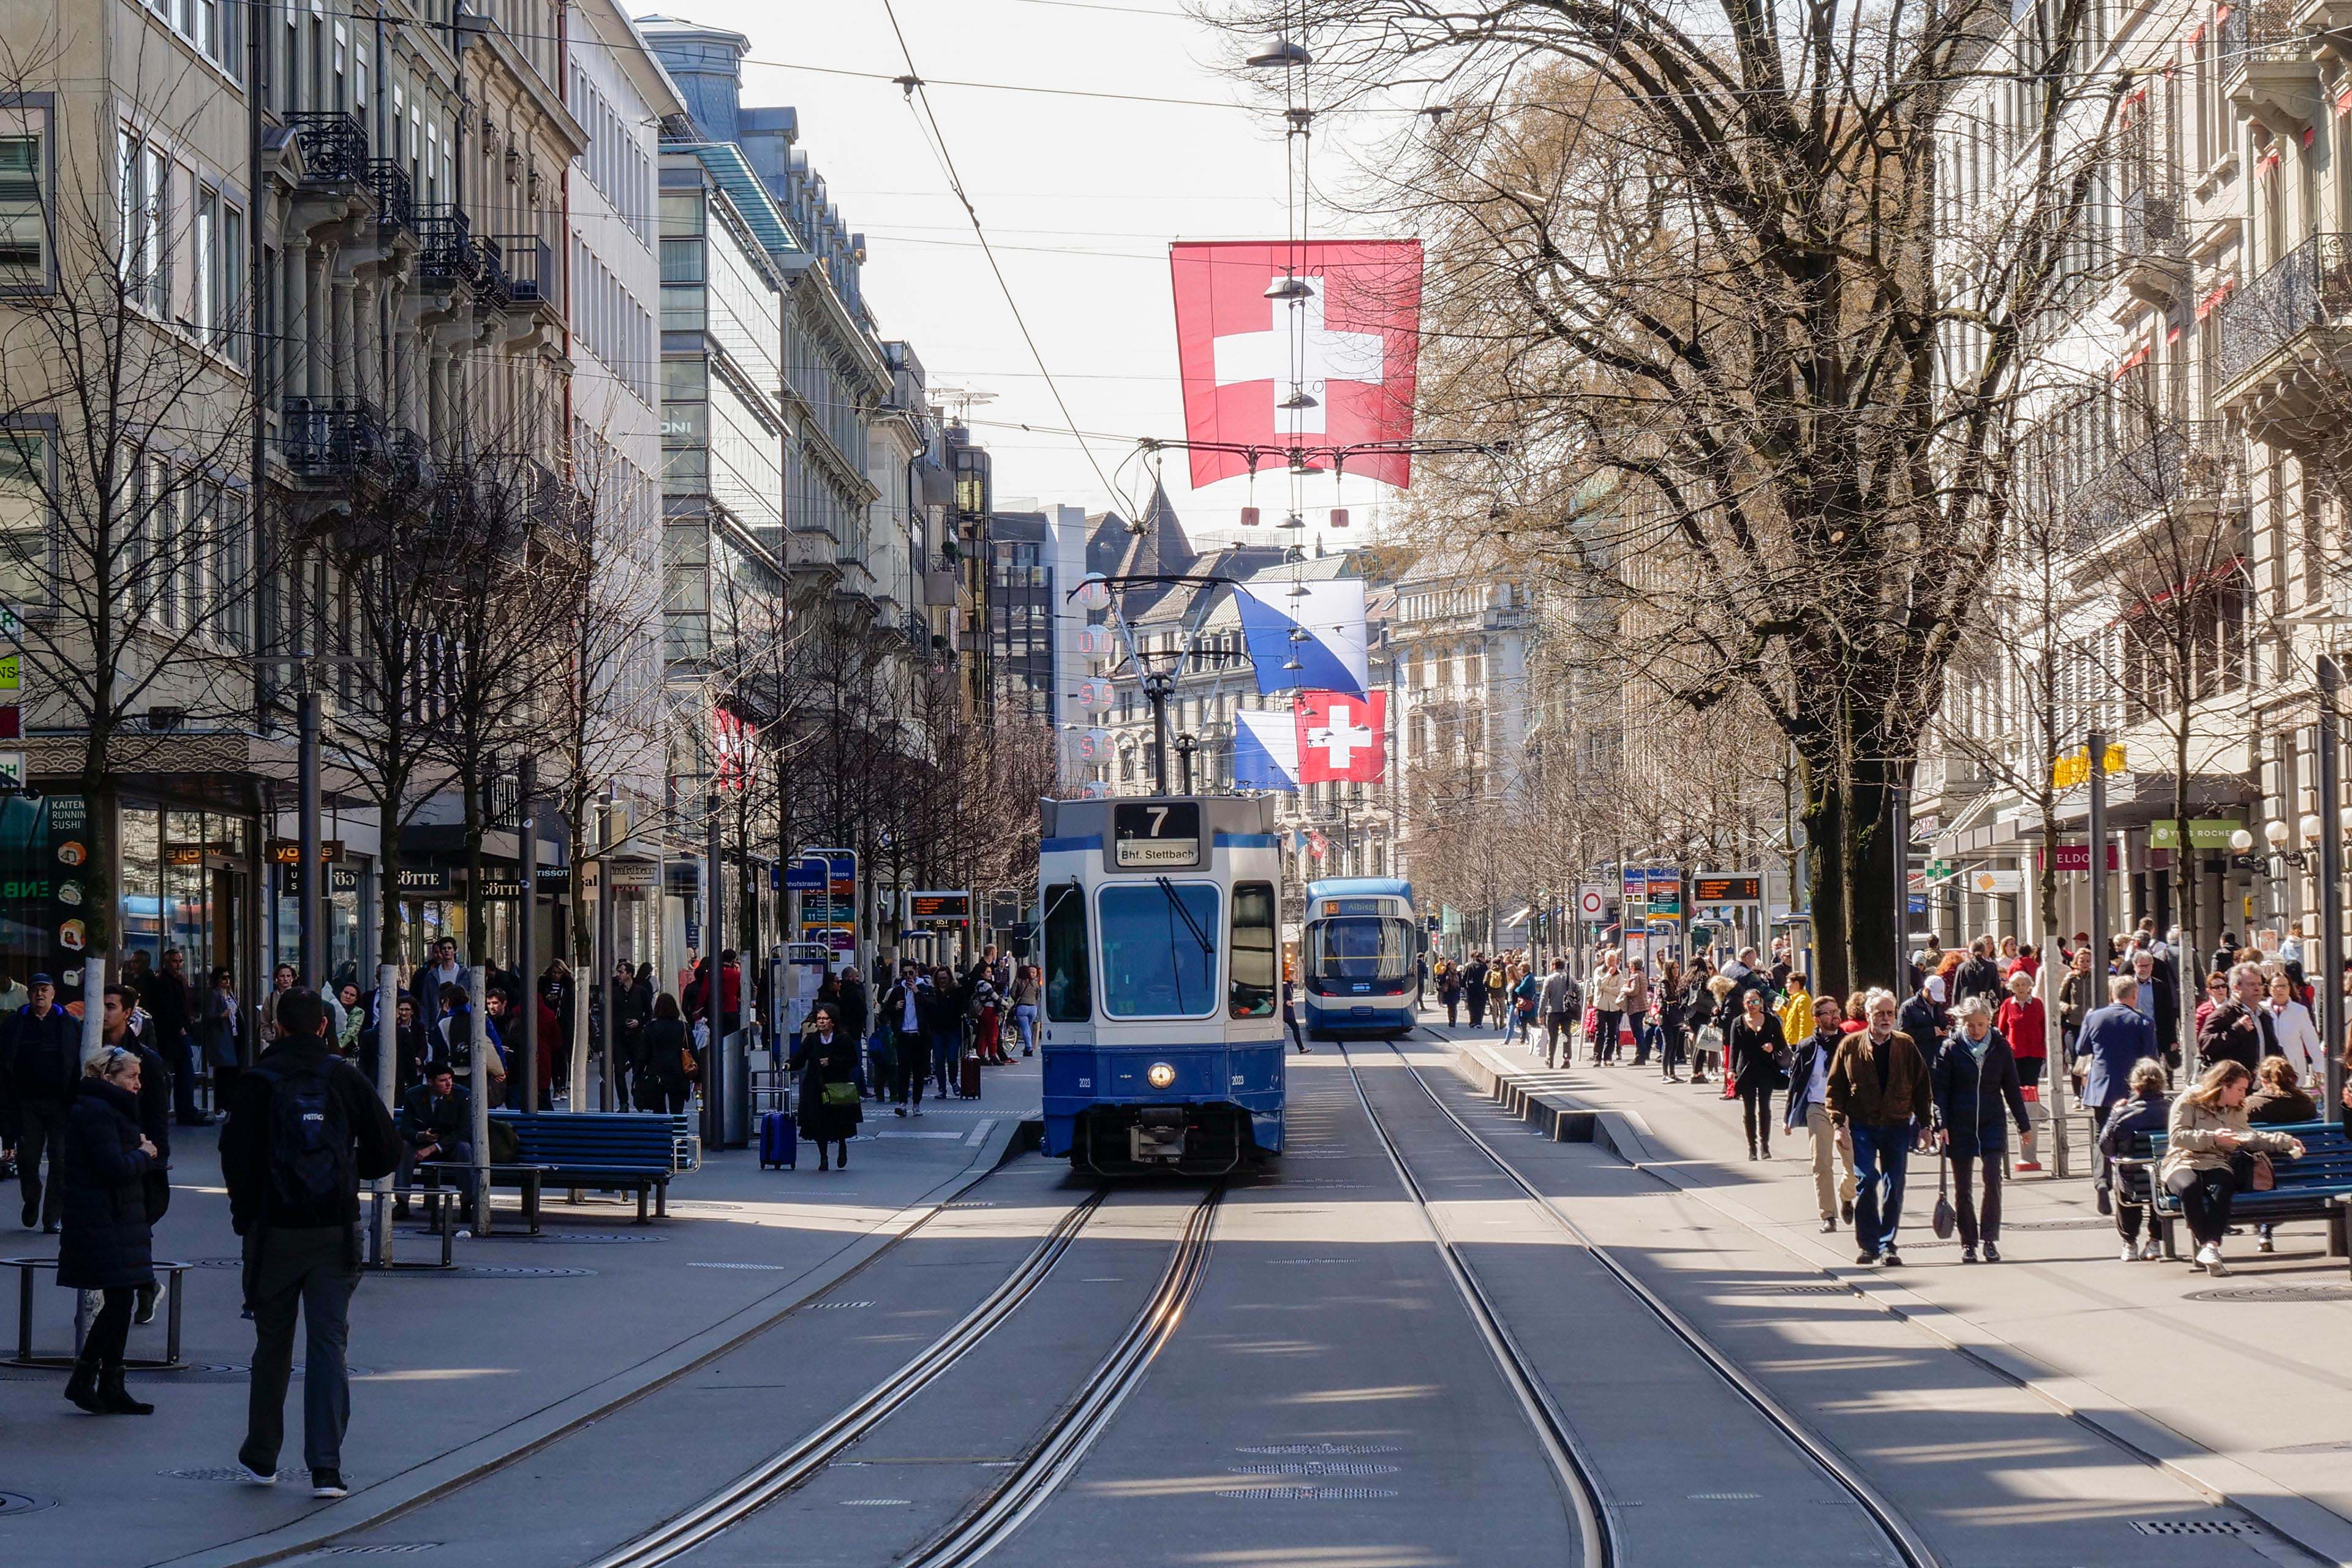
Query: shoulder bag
xmin=1931 ymin=1153 xmax=1957 ymax=1240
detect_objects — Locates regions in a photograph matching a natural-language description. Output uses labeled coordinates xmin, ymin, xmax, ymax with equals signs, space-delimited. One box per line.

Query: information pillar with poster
xmin=796 ymin=850 xmax=859 ymax=967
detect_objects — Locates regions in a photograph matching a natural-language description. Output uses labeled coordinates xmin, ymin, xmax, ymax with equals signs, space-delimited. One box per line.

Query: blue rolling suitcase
xmin=759 ymin=1109 xmax=797 ymax=1170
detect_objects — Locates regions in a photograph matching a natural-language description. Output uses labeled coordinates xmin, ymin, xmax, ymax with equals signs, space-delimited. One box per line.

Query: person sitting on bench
xmin=395 ymin=1062 xmax=474 ymax=1218
xmin=2161 ymin=1058 xmax=2307 ymax=1277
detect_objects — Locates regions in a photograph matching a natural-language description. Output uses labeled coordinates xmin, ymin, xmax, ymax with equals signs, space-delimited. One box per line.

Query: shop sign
xmin=398 ymin=867 xmax=452 ymax=895
xmin=1967 ymin=868 xmax=2023 ymax=894
xmin=0 ymin=705 xmax=18 ymax=741
xmin=0 ymin=794 xmax=89 ymax=999
xmin=2149 ymin=818 xmax=2242 ymax=850
xmin=269 ymin=839 xmax=344 ymax=864
xmin=330 ymin=866 xmax=360 ymax=892
xmin=0 ymin=753 xmax=21 ymax=790
xmin=605 ymin=861 xmax=657 ymax=889
xmin=164 ymin=845 xmax=205 ymax=867
xmin=0 ymin=655 xmax=20 ymax=691
xmin=2043 ymin=843 xmax=2120 ymax=872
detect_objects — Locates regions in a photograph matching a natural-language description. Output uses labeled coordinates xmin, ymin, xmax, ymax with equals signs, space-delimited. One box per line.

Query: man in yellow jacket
xmin=1779 ymin=974 xmax=1814 ymax=1046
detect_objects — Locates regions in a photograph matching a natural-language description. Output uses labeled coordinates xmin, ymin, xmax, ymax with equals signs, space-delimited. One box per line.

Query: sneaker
xmin=2119 ymin=1242 xmax=2139 ymax=1262
xmin=1960 ymin=1247 xmax=1977 ymax=1263
xmin=1879 ymin=1248 xmax=1904 ymax=1268
xmin=2257 ymin=1232 xmax=2274 ymax=1254
xmin=311 ymin=1469 xmax=349 ymax=1499
xmin=893 ymin=1106 xmax=907 ymax=1118
xmin=1820 ymin=1218 xmax=1836 ymax=1233
xmin=1855 ymin=1248 xmax=1879 ymax=1265
xmin=2138 ymin=1237 xmax=2162 ymax=1262
xmin=236 ymin=1454 xmax=277 ymax=1487
xmin=19 ymin=1199 xmax=34 ymax=1229
xmin=2206 ymin=1257 xmax=2230 ymax=1276
xmin=134 ymin=1280 xmax=161 ymax=1326
xmin=913 ymin=1107 xmax=922 ymax=1117
xmin=2193 ymin=1242 xmax=2220 ymax=1268
xmin=1983 ymin=1242 xmax=2000 ymax=1263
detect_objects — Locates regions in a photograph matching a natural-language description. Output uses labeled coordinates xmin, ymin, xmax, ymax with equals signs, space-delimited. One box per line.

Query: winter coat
xmin=1951 ymin=957 xmax=2004 ymax=1007
xmin=126 ymin=1038 xmax=173 ymax=1221
xmin=1782 ymin=1027 xmax=1842 ymax=1132
xmin=2078 ymin=1001 xmax=2160 ymax=1107
xmin=2196 ymin=999 xmax=2270 ymax=1076
xmin=791 ymin=1030 xmax=862 ymax=1144
xmin=1928 ymin=1028 xmax=2031 ymax=1159
xmin=2158 ymin=1094 xmax=2301 ymax=1185
xmin=1898 ymin=993 xmax=1945 ymax=1049
xmin=398 ymin=1082 xmax=473 ymax=1147
xmin=1824 ymin=1030 xmax=1932 ymax=1129
xmin=6 ymin=1003 xmax=81 ymax=1116
xmin=638 ymin=1018 xmax=693 ymax=1096
xmin=2057 ymin=968 xmax=2097 ymax=1032
xmin=219 ymin=1036 xmax=401 ymax=1235
xmin=55 ymin=1077 xmax=154 ymax=1291
xmin=1589 ymin=967 xmax=1627 ymax=1011
xmin=2263 ymin=1000 xmax=2327 ymax=1087
xmin=1995 ymin=996 xmax=2048 ymax=1061
xmin=2245 ymin=1083 xmax=2320 ymax=1126
xmin=1726 ymin=1011 xmax=1787 ymax=1094
xmin=2097 ymin=1091 xmax=2170 ymax=1168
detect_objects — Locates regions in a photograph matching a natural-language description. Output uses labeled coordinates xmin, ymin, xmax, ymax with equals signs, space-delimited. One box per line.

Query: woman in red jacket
xmin=1994 ymin=969 xmax=2047 ymax=1171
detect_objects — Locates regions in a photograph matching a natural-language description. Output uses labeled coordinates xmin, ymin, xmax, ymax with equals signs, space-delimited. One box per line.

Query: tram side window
xmin=1044 ymin=882 xmax=1091 ymax=1021
xmin=1229 ymin=881 xmax=1276 ymax=1019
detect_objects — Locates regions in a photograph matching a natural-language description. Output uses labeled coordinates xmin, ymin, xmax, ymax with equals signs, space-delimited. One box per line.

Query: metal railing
xmin=2215 ymin=232 xmax=2352 ymax=385
xmin=2215 ymin=0 xmax=2299 ymax=70
xmin=282 ymin=397 xmax=390 ymax=476
xmin=473 ymin=238 xmax=513 ymax=309
xmin=415 ymin=205 xmax=480 ymax=287
xmin=492 ymin=236 xmax=554 ymax=306
xmin=2064 ymin=420 xmax=2234 ymax=551
xmin=369 ymin=160 xmax=414 ymax=235
xmin=2121 ymin=183 xmax=2182 ymax=260
xmin=285 ymin=111 xmax=369 ymax=186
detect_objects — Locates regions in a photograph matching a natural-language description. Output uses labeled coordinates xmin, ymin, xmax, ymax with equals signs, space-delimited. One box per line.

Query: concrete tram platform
xmin=0 ymin=1054 xmax=1041 ymax=1568
xmin=1421 ymin=1011 xmax=2352 ymax=1567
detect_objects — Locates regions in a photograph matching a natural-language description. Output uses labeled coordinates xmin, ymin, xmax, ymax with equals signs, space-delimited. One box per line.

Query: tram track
xmin=1343 ymin=1037 xmax=1937 ymax=1568
xmin=580 ymin=1185 xmax=1114 ymax=1568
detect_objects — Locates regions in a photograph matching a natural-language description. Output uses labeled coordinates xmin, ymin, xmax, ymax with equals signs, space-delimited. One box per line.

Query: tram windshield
xmin=1098 ymin=881 xmax=1221 ymax=1017
xmin=1308 ymin=916 xmax=1415 ymax=983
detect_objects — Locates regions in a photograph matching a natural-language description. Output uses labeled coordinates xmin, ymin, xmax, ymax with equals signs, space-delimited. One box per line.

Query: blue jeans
xmin=1012 ymin=1004 xmax=1037 ymax=1053
xmin=1850 ymin=1121 xmax=1913 ymax=1256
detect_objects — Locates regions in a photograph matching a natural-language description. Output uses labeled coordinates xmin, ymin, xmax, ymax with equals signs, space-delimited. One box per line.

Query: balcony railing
xmin=473 ymin=238 xmax=513 ymax=309
xmin=415 ymin=205 xmax=480 ymax=287
xmin=285 ymin=110 xmax=369 ymax=186
xmin=492 ymin=235 xmax=554 ymax=307
xmin=2120 ymin=183 xmax=2182 ymax=260
xmin=2064 ymin=420 xmax=2234 ymax=551
xmin=282 ymin=397 xmax=390 ymax=476
xmin=2215 ymin=232 xmax=2352 ymax=386
xmin=2215 ymin=0 xmax=2299 ymax=70
xmin=369 ymin=160 xmax=414 ymax=235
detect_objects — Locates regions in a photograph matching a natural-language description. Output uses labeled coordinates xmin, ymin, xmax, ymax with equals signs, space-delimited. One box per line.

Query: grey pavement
xmin=1424 ymin=1009 xmax=2352 ymax=1565
xmin=0 ymin=1055 xmax=1039 ymax=1567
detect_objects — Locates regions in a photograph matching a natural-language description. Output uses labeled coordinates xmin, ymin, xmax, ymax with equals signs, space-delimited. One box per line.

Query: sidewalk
xmin=0 ymin=1053 xmax=1039 ymax=1568
xmin=1421 ymin=1010 xmax=2352 ymax=1564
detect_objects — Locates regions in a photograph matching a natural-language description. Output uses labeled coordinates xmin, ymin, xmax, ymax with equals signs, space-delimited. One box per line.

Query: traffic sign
xmin=1578 ymin=884 xmax=1607 ymax=919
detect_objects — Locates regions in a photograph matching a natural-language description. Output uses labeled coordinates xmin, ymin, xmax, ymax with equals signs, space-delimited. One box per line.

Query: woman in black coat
xmin=792 ymin=1004 xmax=861 ymax=1169
xmin=1930 ymin=997 xmax=2032 ymax=1263
xmin=1725 ymin=987 xmax=1787 ymax=1161
xmin=57 ymin=1046 xmax=160 ymax=1414
xmin=635 ymin=992 xmax=694 ymax=1115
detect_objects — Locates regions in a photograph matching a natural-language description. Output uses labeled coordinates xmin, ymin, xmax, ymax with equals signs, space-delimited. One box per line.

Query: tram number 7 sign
xmin=1114 ymin=801 xmax=1201 ymax=868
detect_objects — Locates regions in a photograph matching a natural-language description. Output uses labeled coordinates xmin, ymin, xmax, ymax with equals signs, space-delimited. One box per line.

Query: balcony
xmin=2213 ymin=232 xmax=2352 ymax=443
xmin=2064 ymin=421 xmax=2239 ymax=559
xmin=416 ymin=205 xmax=481 ymax=290
xmin=492 ymin=235 xmax=554 ymax=309
xmin=369 ymin=159 xmax=414 ymax=236
xmin=285 ymin=110 xmax=369 ymax=187
xmin=2222 ymin=1 xmax=2318 ymax=136
xmin=2118 ymin=183 xmax=2188 ymax=311
xmin=473 ymin=238 xmax=513 ymax=309
xmin=282 ymin=398 xmax=391 ymax=477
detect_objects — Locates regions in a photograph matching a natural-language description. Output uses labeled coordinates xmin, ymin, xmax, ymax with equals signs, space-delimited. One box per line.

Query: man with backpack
xmin=220 ymin=989 xmax=400 ymax=1499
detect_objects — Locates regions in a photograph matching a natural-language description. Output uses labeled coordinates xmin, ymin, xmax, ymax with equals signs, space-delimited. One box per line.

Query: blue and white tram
xmin=1300 ymin=878 xmax=1421 ymax=1039
xmin=1036 ymin=794 xmax=1286 ymax=1174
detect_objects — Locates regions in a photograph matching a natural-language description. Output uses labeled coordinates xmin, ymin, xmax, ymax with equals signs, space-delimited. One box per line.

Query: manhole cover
xmin=160 ymin=1363 xmax=375 ymax=1382
xmin=804 ymin=1301 xmax=872 ymax=1311
xmin=1773 ymin=1286 xmax=1849 ymax=1296
xmin=1268 ymin=1259 xmax=1354 ymax=1265
xmin=183 ymin=1257 xmax=246 ymax=1269
xmin=1281 ymin=1181 xmax=1369 ymax=1188
xmin=0 ymin=1492 xmax=54 ymax=1516
xmin=688 ymin=1262 xmax=791 ymax=1272
xmin=2006 ymin=1219 xmax=2116 ymax=1232
xmin=1230 ymin=1463 xmax=1400 ymax=1477
xmin=301 ymin=1547 xmax=442 ymax=1558
xmin=163 ymin=1467 xmax=306 ymax=1482
xmin=1216 ymin=1487 xmax=1400 ymax=1501
xmin=670 ymin=1202 xmax=743 ymax=1212
xmin=380 ymin=1266 xmax=596 ymax=1279
xmin=945 ymin=1202 xmax=998 ymax=1209
xmin=1237 ymin=1444 xmax=1401 ymax=1455
xmin=1689 ymin=1492 xmax=1763 ymax=1501
xmin=2268 ymin=1440 xmax=2352 ymax=1455
xmin=2129 ymin=1520 xmax=2261 ymax=1537
xmin=840 ymin=1499 xmax=911 ymax=1507
xmin=459 ymin=1232 xmax=665 ymax=1245
xmin=2184 ymin=1285 xmax=2352 ymax=1304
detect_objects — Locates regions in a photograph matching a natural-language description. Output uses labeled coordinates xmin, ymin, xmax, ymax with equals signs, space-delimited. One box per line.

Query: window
xmin=1229 ymin=880 xmax=1276 ymax=1018
xmin=1043 ymin=880 xmax=1091 ymax=1021
xmin=193 ymin=188 xmax=216 ymax=339
xmin=1097 ymin=881 xmax=1219 ymax=1019
xmin=0 ymin=120 xmax=44 ymax=287
xmin=0 ymin=431 xmax=47 ymax=601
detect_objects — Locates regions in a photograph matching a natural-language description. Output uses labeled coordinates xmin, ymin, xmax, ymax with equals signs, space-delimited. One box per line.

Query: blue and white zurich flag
xmin=1233 ymin=707 xmax=1300 ymax=792
xmin=1234 ymin=579 xmax=1370 ymax=698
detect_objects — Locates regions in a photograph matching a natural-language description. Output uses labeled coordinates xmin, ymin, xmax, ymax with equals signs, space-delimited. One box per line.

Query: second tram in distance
xmin=1036 ymin=794 xmax=1286 ymax=1175
xmin=1300 ymin=876 xmax=1422 ymax=1039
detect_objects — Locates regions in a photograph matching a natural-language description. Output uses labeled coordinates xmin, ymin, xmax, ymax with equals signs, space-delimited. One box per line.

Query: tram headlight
xmin=1147 ymin=1061 xmax=1177 ymax=1090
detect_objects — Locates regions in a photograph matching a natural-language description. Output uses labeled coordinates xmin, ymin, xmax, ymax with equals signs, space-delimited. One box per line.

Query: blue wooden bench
xmin=2120 ymin=1121 xmax=2352 ymax=1265
xmin=487 ymin=1111 xmax=701 ymax=1223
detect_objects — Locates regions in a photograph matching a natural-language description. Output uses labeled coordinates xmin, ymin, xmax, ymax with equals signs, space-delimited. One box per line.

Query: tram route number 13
xmin=1114 ymin=801 xmax=1202 ymax=868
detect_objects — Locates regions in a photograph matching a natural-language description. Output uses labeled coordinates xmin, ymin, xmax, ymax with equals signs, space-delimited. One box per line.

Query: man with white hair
xmin=2195 ymin=961 xmax=2274 ymax=1076
xmin=1825 ymin=989 xmax=1934 ymax=1267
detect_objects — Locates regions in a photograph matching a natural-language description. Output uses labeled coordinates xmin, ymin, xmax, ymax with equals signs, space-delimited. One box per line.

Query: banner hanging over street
xmin=1233 ymin=578 xmax=1369 ymax=697
xmin=1293 ymin=690 xmax=1386 ymax=785
xmin=1169 ymin=239 xmax=1423 ymax=489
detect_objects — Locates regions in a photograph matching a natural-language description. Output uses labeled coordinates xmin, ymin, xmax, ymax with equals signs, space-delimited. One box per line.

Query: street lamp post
xmin=2320 ymin=657 xmax=2346 ymax=1122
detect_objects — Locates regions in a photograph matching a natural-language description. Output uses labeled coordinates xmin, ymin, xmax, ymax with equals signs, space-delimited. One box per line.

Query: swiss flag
xmin=1170 ymin=240 xmax=1423 ymax=490
xmin=1294 ymin=690 xmax=1386 ymax=784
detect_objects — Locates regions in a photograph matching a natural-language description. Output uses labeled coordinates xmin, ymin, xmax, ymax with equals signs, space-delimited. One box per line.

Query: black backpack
xmin=251 ymin=1059 xmax=355 ymax=1226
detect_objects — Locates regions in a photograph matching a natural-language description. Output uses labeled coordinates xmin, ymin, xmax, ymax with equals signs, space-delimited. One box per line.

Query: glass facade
xmin=115 ymin=805 xmax=249 ymax=987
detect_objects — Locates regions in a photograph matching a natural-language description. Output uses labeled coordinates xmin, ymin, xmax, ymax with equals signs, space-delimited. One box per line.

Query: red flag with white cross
xmin=1169 ymin=240 xmax=1423 ymax=489
xmin=1293 ymin=690 xmax=1386 ymax=784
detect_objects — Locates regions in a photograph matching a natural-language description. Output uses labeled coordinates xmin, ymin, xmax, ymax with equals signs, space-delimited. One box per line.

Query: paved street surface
xmin=5 ymin=1028 xmax=2351 ymax=1567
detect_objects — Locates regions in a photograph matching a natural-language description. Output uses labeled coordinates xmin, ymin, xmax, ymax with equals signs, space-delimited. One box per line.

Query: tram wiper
xmin=1156 ymin=876 xmax=1217 ymax=958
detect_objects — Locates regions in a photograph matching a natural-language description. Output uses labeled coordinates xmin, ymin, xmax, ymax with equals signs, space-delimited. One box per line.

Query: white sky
xmin=670 ymin=0 xmax=1405 ymax=543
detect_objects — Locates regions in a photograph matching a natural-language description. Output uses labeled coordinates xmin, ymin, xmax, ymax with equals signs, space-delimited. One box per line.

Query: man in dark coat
xmin=221 ymin=989 xmax=401 ymax=1499
xmin=4 ymin=975 xmax=83 ymax=1231
xmin=149 ymin=948 xmax=208 ymax=1126
xmin=2078 ymin=974 xmax=2160 ymax=1212
xmin=2194 ymin=962 xmax=2274 ymax=1077
xmin=394 ymin=1062 xmax=473 ymax=1217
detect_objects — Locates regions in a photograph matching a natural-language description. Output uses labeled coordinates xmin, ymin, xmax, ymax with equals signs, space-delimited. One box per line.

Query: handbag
xmin=821 ymin=1079 xmax=860 ymax=1107
xmin=1932 ymin=1153 xmax=1957 ymax=1240
xmin=2250 ymin=1152 xmax=2277 ymax=1192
